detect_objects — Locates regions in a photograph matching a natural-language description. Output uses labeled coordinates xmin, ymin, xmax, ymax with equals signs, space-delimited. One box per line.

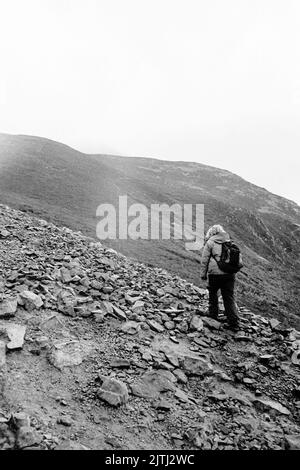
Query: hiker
xmin=200 ymin=224 xmax=242 ymax=331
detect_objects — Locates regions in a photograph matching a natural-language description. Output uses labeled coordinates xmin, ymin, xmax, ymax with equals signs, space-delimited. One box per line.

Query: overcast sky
xmin=1 ymin=0 xmax=300 ymax=204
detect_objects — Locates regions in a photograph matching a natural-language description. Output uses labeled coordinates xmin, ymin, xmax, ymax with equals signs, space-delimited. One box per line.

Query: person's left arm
xmin=200 ymin=241 xmax=211 ymax=280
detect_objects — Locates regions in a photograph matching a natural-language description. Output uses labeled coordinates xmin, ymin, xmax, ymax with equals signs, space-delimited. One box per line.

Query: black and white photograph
xmin=0 ymin=0 xmax=299 ymax=457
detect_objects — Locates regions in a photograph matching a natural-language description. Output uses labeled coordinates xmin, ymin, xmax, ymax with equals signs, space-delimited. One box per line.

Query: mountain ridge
xmin=0 ymin=133 xmax=299 ymax=328
xmin=2 ymin=132 xmax=299 ymax=207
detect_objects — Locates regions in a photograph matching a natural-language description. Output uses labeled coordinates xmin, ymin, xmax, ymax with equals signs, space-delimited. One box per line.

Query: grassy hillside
xmin=0 ymin=133 xmax=299 ymax=326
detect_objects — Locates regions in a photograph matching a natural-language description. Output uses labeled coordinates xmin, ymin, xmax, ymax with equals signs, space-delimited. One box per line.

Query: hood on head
xmin=208 ymin=232 xmax=230 ymax=243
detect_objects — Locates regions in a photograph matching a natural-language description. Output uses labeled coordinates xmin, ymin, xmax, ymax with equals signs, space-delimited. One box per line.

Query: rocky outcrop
xmin=0 ymin=203 xmax=299 ymax=450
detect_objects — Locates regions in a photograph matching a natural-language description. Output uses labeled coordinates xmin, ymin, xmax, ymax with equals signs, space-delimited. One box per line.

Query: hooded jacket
xmin=200 ymin=231 xmax=231 ymax=277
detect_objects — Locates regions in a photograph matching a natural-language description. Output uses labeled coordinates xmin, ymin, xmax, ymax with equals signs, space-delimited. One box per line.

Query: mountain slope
xmin=0 ymin=204 xmax=299 ymax=450
xmin=0 ymin=133 xmax=299 ymax=327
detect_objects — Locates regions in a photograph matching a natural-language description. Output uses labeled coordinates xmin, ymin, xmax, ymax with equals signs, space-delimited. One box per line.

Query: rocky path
xmin=0 ymin=204 xmax=299 ymax=450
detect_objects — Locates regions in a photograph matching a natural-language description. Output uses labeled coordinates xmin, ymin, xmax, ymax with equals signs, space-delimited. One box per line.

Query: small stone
xmin=60 ymin=267 xmax=72 ymax=283
xmin=147 ymin=320 xmax=164 ymax=333
xmin=97 ymin=376 xmax=129 ymax=406
xmin=201 ymin=317 xmax=221 ymax=330
xmin=12 ymin=412 xmax=30 ymax=429
xmin=215 ymin=371 xmax=233 ymax=382
xmin=75 ymin=306 xmax=92 ymax=317
xmin=142 ymin=351 xmax=152 ymax=361
xmin=164 ymin=321 xmax=175 ymax=330
xmin=131 ymin=301 xmax=144 ymax=313
xmin=171 ymin=433 xmax=183 ymax=440
xmin=207 ymin=391 xmax=229 ymax=401
xmin=0 ymin=340 xmax=6 ymax=368
xmin=190 ymin=315 xmax=204 ymax=332
xmin=35 ymin=336 xmax=49 ymax=349
xmin=102 ymin=286 xmax=114 ymax=294
xmin=193 ymin=337 xmax=210 ymax=348
xmin=40 ymin=315 xmax=64 ymax=333
xmin=169 ymin=336 xmax=179 ymax=344
xmin=112 ymin=305 xmax=127 ymax=321
xmin=155 ymin=399 xmax=172 ymax=411
xmin=175 ymin=389 xmax=190 ymax=403
xmin=173 ymin=369 xmax=188 ymax=384
xmin=164 ymin=351 xmax=179 ymax=367
xmin=57 ymin=416 xmax=72 ymax=427
xmin=105 ymin=436 xmax=122 ymax=449
xmin=93 ymin=313 xmax=106 ymax=323
xmin=0 ymin=230 xmax=10 ymax=238
xmin=285 ymin=434 xmax=300 ymax=450
xmin=110 ymin=359 xmax=131 ymax=368
xmin=291 ymin=350 xmax=300 ymax=366
xmin=253 ymin=398 xmax=290 ymax=416
xmin=259 ymin=354 xmax=275 ymax=363
xmin=243 ymin=378 xmax=255 ymax=385
xmin=121 ymin=321 xmax=140 ymax=335
xmin=235 ymin=332 xmax=251 ymax=342
xmin=0 ymin=298 xmax=18 ymax=318
xmin=125 ymin=293 xmax=141 ymax=305
xmin=269 ymin=319 xmax=280 ymax=330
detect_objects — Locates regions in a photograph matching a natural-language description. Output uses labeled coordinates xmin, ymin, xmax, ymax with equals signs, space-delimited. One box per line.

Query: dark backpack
xmin=213 ymin=241 xmax=243 ymax=274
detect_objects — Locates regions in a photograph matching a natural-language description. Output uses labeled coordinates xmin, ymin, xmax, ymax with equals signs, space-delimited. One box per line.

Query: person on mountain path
xmin=200 ymin=224 xmax=242 ymax=332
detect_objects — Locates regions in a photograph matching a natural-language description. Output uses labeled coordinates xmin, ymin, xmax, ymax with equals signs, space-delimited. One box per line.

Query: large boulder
xmin=18 ymin=291 xmax=43 ymax=311
xmin=97 ymin=376 xmax=129 ymax=406
xmin=0 ymin=423 xmax=15 ymax=450
xmin=131 ymin=370 xmax=175 ymax=399
xmin=48 ymin=340 xmax=83 ymax=370
xmin=182 ymin=354 xmax=214 ymax=377
xmin=0 ymin=323 xmax=26 ymax=351
xmin=11 ymin=413 xmax=42 ymax=450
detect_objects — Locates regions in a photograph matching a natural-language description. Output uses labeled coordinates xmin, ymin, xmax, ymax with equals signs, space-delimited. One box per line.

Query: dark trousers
xmin=208 ymin=274 xmax=239 ymax=326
